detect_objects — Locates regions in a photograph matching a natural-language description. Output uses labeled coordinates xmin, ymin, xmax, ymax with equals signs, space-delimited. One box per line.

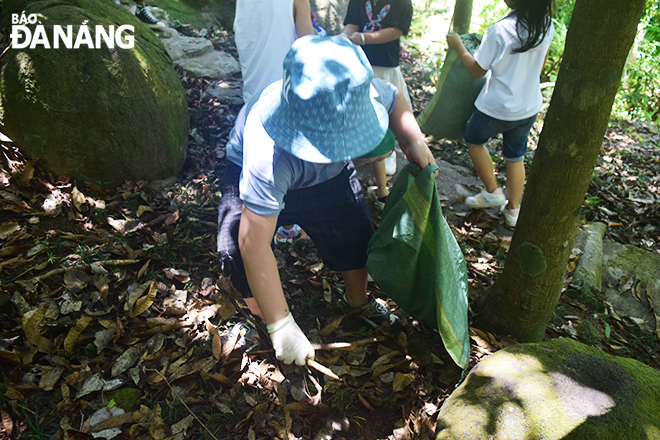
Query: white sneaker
xmin=384 ymin=150 xmax=396 ymax=175
xmin=465 ymin=188 xmax=506 ymax=209
xmin=501 ymin=205 xmax=520 ymax=228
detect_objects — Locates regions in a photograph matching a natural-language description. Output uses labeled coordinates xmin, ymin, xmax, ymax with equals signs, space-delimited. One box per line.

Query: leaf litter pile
xmin=1 ymin=31 xmax=660 ymax=440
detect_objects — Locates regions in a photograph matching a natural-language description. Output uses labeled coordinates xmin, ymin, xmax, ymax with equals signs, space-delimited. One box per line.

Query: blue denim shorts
xmin=464 ymin=110 xmax=537 ymax=162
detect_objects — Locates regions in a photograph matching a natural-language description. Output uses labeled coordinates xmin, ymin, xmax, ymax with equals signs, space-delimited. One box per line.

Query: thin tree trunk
xmin=451 ymin=0 xmax=472 ymax=34
xmin=475 ymin=0 xmax=646 ymax=342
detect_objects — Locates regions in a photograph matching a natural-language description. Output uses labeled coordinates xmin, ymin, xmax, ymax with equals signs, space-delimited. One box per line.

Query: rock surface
xmin=572 ymin=221 xmax=607 ymax=292
xmin=0 ymin=0 xmax=189 ymax=186
xmin=570 ymin=222 xmax=660 ymax=335
xmin=158 ymin=27 xmax=241 ymax=79
xmin=435 ymin=338 xmax=660 ymax=439
xmin=601 ymin=240 xmax=660 ymax=334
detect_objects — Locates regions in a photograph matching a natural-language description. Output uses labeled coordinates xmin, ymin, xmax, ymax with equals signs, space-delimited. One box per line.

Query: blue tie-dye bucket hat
xmin=258 ymin=35 xmax=389 ymax=163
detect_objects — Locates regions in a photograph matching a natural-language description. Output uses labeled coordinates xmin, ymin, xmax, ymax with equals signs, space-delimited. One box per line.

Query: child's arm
xmin=347 ymin=27 xmax=403 ymax=46
xmin=239 ymin=206 xmax=288 ymax=325
xmin=341 ymin=24 xmax=360 ymax=37
xmin=446 ymin=33 xmax=487 ymax=79
xmin=239 ymin=205 xmax=315 ymax=365
xmin=388 ymin=94 xmax=437 ymax=171
xmin=293 ymin=0 xmax=315 ymax=37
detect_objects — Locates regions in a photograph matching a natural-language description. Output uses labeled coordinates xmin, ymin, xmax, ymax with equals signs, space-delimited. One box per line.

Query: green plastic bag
xmin=366 ymin=163 xmax=470 ymax=369
xmin=416 ymin=33 xmax=486 ymax=141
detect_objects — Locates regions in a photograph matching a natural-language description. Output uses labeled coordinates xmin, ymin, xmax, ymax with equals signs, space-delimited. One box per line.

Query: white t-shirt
xmin=474 ymin=16 xmax=554 ymax=121
xmin=234 ymin=0 xmax=297 ymax=101
xmin=225 ymin=79 xmax=398 ymax=216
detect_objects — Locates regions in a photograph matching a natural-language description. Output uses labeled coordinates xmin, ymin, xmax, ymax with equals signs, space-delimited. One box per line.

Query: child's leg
xmin=244 ymin=298 xmax=264 ymax=320
xmin=370 ymin=159 xmax=389 ymax=198
xmin=468 ymin=145 xmax=503 ymax=194
xmin=342 ymin=267 xmax=369 ymax=306
xmin=501 ymin=113 xmax=537 ymax=210
xmin=343 ymin=267 xmax=397 ymax=325
xmin=505 ymin=159 xmax=525 ymax=210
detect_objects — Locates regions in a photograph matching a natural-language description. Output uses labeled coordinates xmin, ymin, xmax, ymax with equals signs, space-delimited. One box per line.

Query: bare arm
xmin=293 ymin=0 xmax=315 ymax=37
xmin=238 ymin=206 xmax=289 ymax=325
xmin=388 ymin=94 xmax=437 ymax=171
xmin=446 ymin=33 xmax=487 ymax=79
xmin=342 ymin=23 xmax=359 ymax=37
xmin=348 ymin=27 xmax=403 ymax=46
xmin=542 ymin=48 xmax=550 ymax=74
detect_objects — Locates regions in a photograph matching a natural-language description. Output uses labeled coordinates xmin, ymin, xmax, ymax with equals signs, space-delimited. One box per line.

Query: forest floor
xmin=1 ymin=25 xmax=660 ymax=440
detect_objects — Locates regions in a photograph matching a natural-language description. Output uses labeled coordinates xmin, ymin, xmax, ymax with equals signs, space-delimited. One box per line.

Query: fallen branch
xmin=14 ymin=259 xmax=140 ymax=284
xmin=311 ymin=337 xmax=382 ymax=351
xmin=307 ymin=359 xmax=341 ymax=381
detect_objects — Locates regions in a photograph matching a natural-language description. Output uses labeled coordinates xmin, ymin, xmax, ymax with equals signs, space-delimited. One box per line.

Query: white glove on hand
xmin=267 ymin=313 xmax=314 ymax=366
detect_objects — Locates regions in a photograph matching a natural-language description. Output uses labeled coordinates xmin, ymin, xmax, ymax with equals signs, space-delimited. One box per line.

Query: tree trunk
xmin=474 ymin=0 xmax=646 ymax=342
xmin=451 ymin=0 xmax=472 ymax=34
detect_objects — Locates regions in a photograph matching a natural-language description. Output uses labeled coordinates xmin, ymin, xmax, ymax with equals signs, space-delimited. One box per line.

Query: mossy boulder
xmin=436 ymin=338 xmax=660 ymax=439
xmin=0 ymin=0 xmax=189 ymax=186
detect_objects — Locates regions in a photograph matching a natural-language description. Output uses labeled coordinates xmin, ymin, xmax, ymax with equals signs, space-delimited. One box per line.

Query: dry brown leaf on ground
xmin=38 ymin=366 xmax=65 ymax=391
xmin=392 ymin=372 xmax=415 ymax=392
xmin=64 ymin=315 xmax=93 ymax=353
xmin=94 ymin=327 xmax=116 ymax=354
xmin=131 ymin=280 xmax=158 ymax=317
xmin=126 ymin=281 xmax=150 ymax=314
xmin=319 ymin=314 xmax=344 ymax=336
xmin=75 ymin=373 xmax=104 ymax=400
xmin=111 ymin=345 xmax=146 ymax=377
xmin=170 ymin=414 xmax=195 ymax=440
xmin=22 ymin=303 xmax=55 ymax=353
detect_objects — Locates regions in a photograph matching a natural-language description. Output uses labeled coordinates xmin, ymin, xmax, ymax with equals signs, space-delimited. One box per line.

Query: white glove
xmin=266 ymin=313 xmax=314 ymax=366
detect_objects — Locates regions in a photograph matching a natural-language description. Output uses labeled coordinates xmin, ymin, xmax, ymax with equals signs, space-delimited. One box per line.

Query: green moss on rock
xmin=107 ymin=387 xmax=143 ymax=412
xmin=436 ymin=338 xmax=660 ymax=439
xmin=0 ymin=0 xmax=189 ymax=186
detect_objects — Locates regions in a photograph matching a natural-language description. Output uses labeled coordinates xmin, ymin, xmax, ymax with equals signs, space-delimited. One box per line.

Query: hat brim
xmin=257 ymin=80 xmax=390 ymax=164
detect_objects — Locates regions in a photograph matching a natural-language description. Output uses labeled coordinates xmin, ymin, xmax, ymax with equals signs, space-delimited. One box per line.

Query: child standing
xmin=447 ymin=0 xmax=554 ymax=228
xmin=234 ymin=0 xmax=315 ymax=241
xmin=234 ymin=0 xmax=315 ymax=102
xmin=342 ymin=0 xmax=414 ymax=207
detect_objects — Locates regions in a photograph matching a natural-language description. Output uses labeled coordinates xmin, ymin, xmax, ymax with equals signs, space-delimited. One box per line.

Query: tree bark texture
xmin=452 ymin=0 xmax=473 ymax=35
xmin=475 ymin=0 xmax=646 ymax=342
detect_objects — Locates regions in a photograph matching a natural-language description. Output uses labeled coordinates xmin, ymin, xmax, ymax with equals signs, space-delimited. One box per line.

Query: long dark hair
xmin=507 ymin=0 xmax=555 ymax=53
